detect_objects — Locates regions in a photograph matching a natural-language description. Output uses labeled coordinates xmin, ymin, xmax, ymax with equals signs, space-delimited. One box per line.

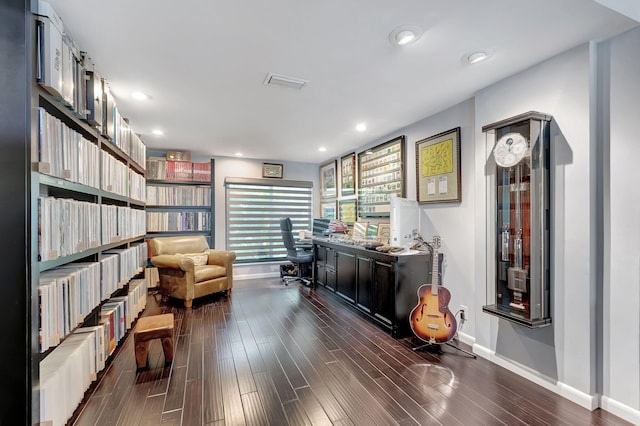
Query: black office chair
xmin=279 ymin=217 xmax=313 ymax=285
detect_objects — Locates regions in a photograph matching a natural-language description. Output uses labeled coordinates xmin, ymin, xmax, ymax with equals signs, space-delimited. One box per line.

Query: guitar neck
xmin=432 ymin=251 xmax=439 ymax=286
xmin=430 ymin=249 xmax=440 ymax=296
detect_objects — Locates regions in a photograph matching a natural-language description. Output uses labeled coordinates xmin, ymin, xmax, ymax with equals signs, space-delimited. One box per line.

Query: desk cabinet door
xmin=325 ymin=247 xmax=337 ymax=291
xmin=336 ymin=251 xmax=356 ymax=302
xmin=373 ymin=260 xmax=395 ymax=326
xmin=314 ymin=245 xmax=327 ymax=287
xmin=356 ymin=256 xmax=374 ymax=313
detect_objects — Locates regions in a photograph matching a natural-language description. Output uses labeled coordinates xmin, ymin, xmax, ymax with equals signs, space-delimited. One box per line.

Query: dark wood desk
xmin=312 ymin=239 xmax=440 ymax=339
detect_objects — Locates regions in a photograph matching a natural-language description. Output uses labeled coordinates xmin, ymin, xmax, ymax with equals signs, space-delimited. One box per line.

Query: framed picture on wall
xmin=377 ymin=223 xmax=390 ymax=241
xmin=357 ymin=136 xmax=405 ymax=217
xmin=262 ymin=162 xmax=283 ymax=178
xmin=340 ymin=152 xmax=356 ymax=196
xmin=320 ymin=160 xmax=337 ymax=199
xmin=321 ymin=200 xmax=337 ymax=220
xmin=352 ymin=221 xmax=368 ymax=238
xmin=338 ymin=198 xmax=357 ymax=224
xmin=415 ymin=127 xmax=461 ymax=203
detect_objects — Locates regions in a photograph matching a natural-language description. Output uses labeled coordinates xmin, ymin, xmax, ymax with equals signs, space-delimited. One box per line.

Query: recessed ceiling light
xmin=396 ymin=30 xmax=415 ymax=45
xmin=235 ymin=152 xmax=243 ymax=157
xmin=131 ymin=91 xmax=149 ymax=101
xmin=152 ymin=129 xmax=163 ymax=136
xmin=319 ymin=147 xmax=327 ymax=152
xmin=355 ymin=123 xmax=367 ymax=132
xmin=462 ymin=50 xmax=493 ymax=64
xmin=389 ymin=25 xmax=422 ymax=46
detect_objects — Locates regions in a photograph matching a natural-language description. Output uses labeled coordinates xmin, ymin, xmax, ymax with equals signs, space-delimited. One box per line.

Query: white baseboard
xmin=234 ymin=272 xmax=280 ymax=281
xmin=472 ymin=344 xmax=598 ymax=410
xmin=601 ymin=396 xmax=640 ymax=425
xmin=456 ymin=331 xmax=475 ymax=347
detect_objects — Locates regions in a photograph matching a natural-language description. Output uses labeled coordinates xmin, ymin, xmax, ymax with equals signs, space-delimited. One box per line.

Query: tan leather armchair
xmin=149 ymin=236 xmax=236 ymax=308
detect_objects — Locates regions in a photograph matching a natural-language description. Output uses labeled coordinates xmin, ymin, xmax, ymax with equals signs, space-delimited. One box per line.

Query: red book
xmin=166 ymin=160 xmax=176 ymax=180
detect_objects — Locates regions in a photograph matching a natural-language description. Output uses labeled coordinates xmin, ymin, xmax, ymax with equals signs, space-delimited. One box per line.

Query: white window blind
xmin=225 ymin=177 xmax=313 ymax=263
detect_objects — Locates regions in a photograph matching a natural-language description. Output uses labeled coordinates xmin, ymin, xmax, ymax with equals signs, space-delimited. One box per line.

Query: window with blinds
xmin=225 ymin=177 xmax=313 ymax=263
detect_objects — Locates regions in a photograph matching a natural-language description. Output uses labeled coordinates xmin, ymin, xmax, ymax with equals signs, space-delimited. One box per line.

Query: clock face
xmin=493 ymin=132 xmax=528 ymax=168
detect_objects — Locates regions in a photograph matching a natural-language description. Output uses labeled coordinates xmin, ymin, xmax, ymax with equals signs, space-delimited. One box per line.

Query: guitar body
xmin=409 ymin=284 xmax=457 ymax=344
xmin=409 ymin=235 xmax=458 ymax=344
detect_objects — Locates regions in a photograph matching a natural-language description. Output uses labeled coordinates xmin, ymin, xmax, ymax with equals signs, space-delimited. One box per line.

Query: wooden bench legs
xmin=134 ymin=313 xmax=175 ymax=369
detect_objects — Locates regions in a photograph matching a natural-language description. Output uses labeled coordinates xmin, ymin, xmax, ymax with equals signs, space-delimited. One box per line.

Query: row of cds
xmin=113 ymin=111 xmax=146 ymax=168
xmin=38 ymin=197 xmax=100 ymax=261
xmin=146 ymin=158 xmax=212 ymax=182
xmin=37 ymin=107 xmax=146 ymax=201
xmin=39 ymin=278 xmax=147 ymax=426
xmin=34 ymin=1 xmax=146 ymax=171
xmin=129 ymin=169 xmax=146 ymax=202
xmin=146 ymin=185 xmax=211 ymax=206
xmin=38 ymin=196 xmax=146 ymax=261
xmin=146 ymin=211 xmax=211 ymax=232
xmin=104 ymin=243 xmax=148 ymax=287
xmin=37 ymin=108 xmax=101 ymax=188
xmin=100 ymin=151 xmax=147 ymax=202
xmin=38 ymin=243 xmax=147 ymax=353
xmin=101 ymin=205 xmax=146 ymax=245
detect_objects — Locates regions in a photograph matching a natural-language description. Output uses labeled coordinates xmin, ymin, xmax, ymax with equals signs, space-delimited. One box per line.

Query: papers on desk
xmin=394 ymin=249 xmax=422 ymax=256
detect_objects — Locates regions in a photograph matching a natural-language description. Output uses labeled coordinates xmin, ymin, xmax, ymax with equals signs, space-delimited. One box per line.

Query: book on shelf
xmin=146 ymin=158 xmax=211 ymax=182
xmin=39 ymin=273 xmax=148 ymax=425
xmin=147 ymin=184 xmax=211 ymax=206
xmin=74 ymin=325 xmax=107 ymax=378
xmin=146 ymin=211 xmax=211 ymax=232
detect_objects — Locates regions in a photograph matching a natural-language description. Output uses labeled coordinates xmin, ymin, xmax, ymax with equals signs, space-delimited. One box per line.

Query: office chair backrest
xmin=279 ymin=217 xmax=298 ymax=257
xmin=280 ymin=217 xmax=293 ymax=232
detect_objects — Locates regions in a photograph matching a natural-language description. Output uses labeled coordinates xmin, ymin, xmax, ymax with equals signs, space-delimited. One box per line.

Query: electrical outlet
xmin=460 ymin=305 xmax=468 ymax=321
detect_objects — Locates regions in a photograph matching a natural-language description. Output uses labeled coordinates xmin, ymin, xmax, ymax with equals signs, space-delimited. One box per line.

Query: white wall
xmin=199 ymin=26 xmax=640 ymax=422
xmin=474 ymin=44 xmax=598 ymax=407
xmin=601 ymin=26 xmax=640 ymax=423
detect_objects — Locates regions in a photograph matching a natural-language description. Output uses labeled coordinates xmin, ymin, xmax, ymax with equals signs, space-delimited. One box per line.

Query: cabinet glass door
xmin=482 ymin=112 xmax=552 ymax=328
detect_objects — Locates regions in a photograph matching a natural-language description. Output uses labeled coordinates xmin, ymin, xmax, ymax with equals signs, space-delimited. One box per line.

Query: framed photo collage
xmin=319 ymin=136 xmax=406 ymax=238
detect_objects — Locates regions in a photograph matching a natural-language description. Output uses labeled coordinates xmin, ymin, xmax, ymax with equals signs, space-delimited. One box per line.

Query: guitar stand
xmin=412 ymin=339 xmax=476 ymax=359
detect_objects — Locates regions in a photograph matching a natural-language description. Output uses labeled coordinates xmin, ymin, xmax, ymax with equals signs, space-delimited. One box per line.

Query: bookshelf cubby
xmin=145 ymin=156 xmax=215 ymax=247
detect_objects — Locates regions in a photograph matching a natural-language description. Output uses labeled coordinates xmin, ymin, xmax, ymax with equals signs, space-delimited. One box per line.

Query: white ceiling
xmin=45 ymin=0 xmax=637 ymax=164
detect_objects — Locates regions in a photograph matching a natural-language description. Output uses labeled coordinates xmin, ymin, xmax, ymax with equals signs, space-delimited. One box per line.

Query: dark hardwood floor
xmin=71 ymin=278 xmax=631 ymax=426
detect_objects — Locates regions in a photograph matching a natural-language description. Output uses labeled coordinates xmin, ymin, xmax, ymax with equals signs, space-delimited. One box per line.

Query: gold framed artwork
xmin=415 ymin=127 xmax=461 ymax=203
xmin=338 ymin=198 xmax=357 ymax=224
xmin=340 ymin=152 xmax=356 ymax=196
xmin=377 ymin=223 xmax=390 ymax=241
xmin=320 ymin=160 xmax=337 ymax=199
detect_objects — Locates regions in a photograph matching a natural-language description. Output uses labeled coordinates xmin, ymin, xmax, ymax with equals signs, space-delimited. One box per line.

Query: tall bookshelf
xmin=1 ymin=1 xmax=31 ymax=423
xmin=3 ymin=2 xmax=150 ymax=424
xmin=145 ymin=155 xmax=215 ymax=247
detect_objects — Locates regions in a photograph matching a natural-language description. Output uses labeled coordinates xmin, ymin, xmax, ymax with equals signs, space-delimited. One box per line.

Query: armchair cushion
xmin=177 ymin=252 xmax=209 ymax=266
xmin=195 ymin=265 xmax=227 ymax=282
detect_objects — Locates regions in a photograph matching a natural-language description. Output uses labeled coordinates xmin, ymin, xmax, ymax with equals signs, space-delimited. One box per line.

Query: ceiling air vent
xmin=263 ymin=73 xmax=308 ymax=90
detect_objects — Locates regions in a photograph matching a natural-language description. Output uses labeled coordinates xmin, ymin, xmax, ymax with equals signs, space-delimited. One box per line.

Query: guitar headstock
xmin=432 ymin=235 xmax=441 ymax=250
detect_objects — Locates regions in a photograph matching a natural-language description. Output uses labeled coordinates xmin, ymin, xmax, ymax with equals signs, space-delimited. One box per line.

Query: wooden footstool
xmin=134 ymin=313 xmax=174 ymax=369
